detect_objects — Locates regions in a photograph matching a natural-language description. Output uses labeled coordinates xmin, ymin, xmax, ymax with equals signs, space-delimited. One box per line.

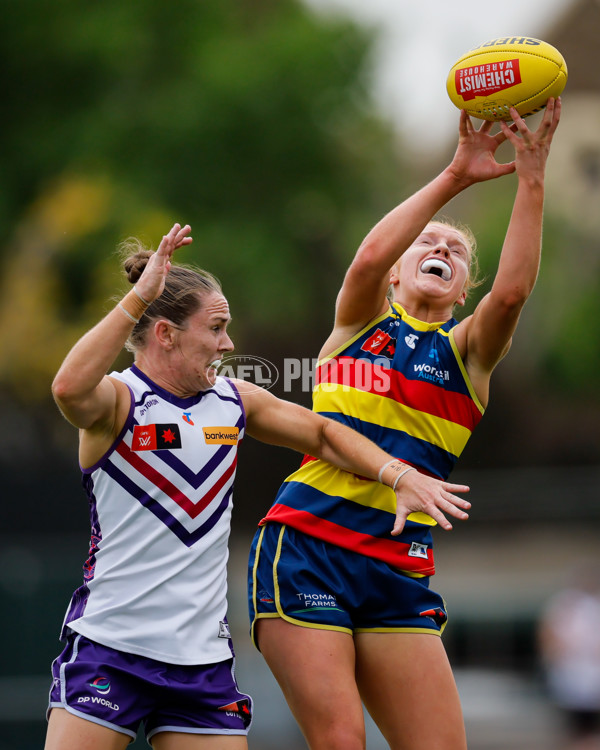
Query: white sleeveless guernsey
xmin=61 ymin=365 xmax=246 ymax=665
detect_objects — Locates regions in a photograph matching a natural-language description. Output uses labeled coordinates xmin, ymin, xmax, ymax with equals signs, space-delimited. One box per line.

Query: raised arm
xmin=457 ymin=98 xmax=561 ymax=400
xmin=326 ymin=111 xmax=518 ymax=351
xmin=236 ymin=380 xmax=471 ymax=534
xmin=51 ymin=223 xmax=192 ymax=437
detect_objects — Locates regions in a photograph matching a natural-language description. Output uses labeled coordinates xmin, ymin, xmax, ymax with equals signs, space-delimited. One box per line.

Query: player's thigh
xmin=355 ymin=632 xmax=466 ymax=750
xmin=256 ymin=618 xmax=365 ymax=748
xmin=45 ymin=707 xmax=131 ymax=750
xmin=152 ymin=732 xmax=247 ymax=750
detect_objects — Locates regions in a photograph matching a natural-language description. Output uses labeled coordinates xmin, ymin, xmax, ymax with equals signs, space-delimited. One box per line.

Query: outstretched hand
xmin=448 ymin=97 xmax=561 ymax=190
xmin=448 ymin=110 xmax=518 ymax=187
xmin=134 ymin=223 xmax=193 ymax=304
xmin=392 ymin=470 xmax=471 ymax=536
xmin=499 ymin=97 xmax=561 ymax=179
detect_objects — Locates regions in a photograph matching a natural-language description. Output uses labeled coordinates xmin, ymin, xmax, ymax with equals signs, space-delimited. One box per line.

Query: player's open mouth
xmin=420 ymin=258 xmax=452 ymax=281
xmin=208 ymin=360 xmax=222 ymax=371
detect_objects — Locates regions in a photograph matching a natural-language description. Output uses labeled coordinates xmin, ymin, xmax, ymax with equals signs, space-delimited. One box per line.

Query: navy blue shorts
xmin=48 ymin=632 xmax=252 ymax=742
xmin=248 ymin=523 xmax=447 ymax=647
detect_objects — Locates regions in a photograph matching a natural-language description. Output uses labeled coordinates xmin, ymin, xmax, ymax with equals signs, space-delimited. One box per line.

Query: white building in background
xmin=544 ymin=0 xmax=600 ymax=232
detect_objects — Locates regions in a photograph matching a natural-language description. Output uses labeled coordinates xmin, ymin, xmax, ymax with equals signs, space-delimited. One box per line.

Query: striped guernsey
xmin=260 ymin=303 xmax=484 ymax=576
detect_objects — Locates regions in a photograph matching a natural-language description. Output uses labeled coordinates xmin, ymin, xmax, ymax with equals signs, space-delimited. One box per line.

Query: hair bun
xmin=123 ymin=248 xmax=153 ymax=284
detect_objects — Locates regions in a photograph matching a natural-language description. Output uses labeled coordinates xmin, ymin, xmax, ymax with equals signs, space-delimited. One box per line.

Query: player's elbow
xmin=353 ymin=239 xmax=393 ymax=277
xmin=51 ymin=370 xmax=86 ymax=412
xmin=314 ymin=417 xmax=340 ymax=462
xmin=51 ymin=372 xmax=71 ymax=404
xmin=505 ymin=285 xmax=534 ymax=311
xmin=494 ymin=281 xmax=536 ymax=314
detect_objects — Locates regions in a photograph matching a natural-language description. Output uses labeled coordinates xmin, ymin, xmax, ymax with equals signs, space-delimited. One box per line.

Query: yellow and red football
xmin=446 ymin=36 xmax=567 ymax=121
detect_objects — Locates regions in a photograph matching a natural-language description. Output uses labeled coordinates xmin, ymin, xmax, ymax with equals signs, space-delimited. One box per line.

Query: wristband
xmin=133 ymin=286 xmax=151 ymax=306
xmin=120 ymin=289 xmax=150 ymax=323
xmin=392 ymin=466 xmax=416 ymax=492
xmin=118 ymin=303 xmax=140 ymax=324
xmin=377 ymin=459 xmax=399 ymax=484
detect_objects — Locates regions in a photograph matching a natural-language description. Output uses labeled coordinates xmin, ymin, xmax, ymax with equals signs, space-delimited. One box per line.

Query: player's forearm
xmin=52 ymin=293 xmax=143 ymax=403
xmin=356 ymin=167 xmax=467 ymax=272
xmin=491 ymin=180 xmax=545 ymax=307
xmin=316 ymin=418 xmax=406 ymax=485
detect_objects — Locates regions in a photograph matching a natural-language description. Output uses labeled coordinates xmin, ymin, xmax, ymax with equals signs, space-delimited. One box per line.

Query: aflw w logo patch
xmin=132 ymin=424 xmax=182 ymax=451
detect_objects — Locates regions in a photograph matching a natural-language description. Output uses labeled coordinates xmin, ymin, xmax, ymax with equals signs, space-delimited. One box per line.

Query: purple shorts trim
xmin=48 ymin=632 xmax=252 ymax=741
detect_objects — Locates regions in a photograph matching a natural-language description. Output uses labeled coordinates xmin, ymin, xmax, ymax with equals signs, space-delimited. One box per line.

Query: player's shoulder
xmin=449 ymin=315 xmax=470 ymax=358
xmin=229 ymin=377 xmax=274 ymax=404
xmin=320 ymin=302 xmax=393 ymax=360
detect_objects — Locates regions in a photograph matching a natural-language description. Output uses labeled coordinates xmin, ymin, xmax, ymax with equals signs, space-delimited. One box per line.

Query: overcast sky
xmin=303 ymin=0 xmax=569 ymax=155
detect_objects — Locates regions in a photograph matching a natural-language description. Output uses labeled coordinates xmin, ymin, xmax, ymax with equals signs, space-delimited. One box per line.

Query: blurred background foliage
xmin=0 ymin=0 xmax=406 ymax=404
xmin=0 ymin=0 xmax=598 ymax=509
xmin=1 ymin=1 xmax=599 ymax=747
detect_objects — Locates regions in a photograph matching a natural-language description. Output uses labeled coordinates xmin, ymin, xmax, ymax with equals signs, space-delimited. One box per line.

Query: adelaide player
xmin=249 ymin=99 xmax=561 ymax=749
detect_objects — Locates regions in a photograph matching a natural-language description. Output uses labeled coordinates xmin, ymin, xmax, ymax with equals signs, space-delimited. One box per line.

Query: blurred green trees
xmin=0 ymin=0 xmax=403 ymax=401
xmin=0 ymin=0 xmax=597 ymax=466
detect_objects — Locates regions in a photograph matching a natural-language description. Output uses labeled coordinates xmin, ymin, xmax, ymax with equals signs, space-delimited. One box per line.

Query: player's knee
xmin=308 ymin=722 xmax=366 ymax=750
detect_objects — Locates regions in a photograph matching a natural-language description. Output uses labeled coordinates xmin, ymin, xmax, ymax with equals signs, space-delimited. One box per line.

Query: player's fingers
xmin=427 ymin=508 xmax=453 ymax=531
xmin=508 ymin=107 xmax=537 ymax=147
xmin=442 ymin=497 xmax=470 ymax=520
xmin=157 ymin=224 xmax=180 ymax=254
xmin=168 ymin=222 xmax=181 ymax=239
xmin=441 ymin=482 xmax=470 ymax=494
xmin=508 ymin=105 xmax=526 ymax=124
xmin=553 ymin=96 xmax=562 ymax=122
xmin=174 ymin=224 xmax=193 ymax=248
xmin=537 ymin=98 xmax=555 ymax=129
xmin=541 ymin=98 xmax=562 ymax=137
xmin=443 ymin=492 xmax=471 ymax=511
xmin=498 ymin=120 xmax=516 ymax=135
xmin=391 ymin=510 xmax=408 ymax=536
xmin=458 ymin=109 xmax=471 ymax=136
xmin=426 ymin=497 xmax=467 ymax=530
xmin=495 ymin=121 xmax=518 ymax=144
xmin=547 ymin=96 xmax=562 ymax=136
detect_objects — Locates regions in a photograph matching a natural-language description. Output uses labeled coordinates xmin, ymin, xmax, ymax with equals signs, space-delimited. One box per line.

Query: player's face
xmin=169 ymin=292 xmax=234 ymax=392
xmin=395 ymin=224 xmax=471 ymax=308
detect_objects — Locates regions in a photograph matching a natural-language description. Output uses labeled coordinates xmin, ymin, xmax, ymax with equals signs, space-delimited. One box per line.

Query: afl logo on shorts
xmin=408 ymin=541 xmax=429 ymax=559
xmin=203 ymin=427 xmax=239 ymax=445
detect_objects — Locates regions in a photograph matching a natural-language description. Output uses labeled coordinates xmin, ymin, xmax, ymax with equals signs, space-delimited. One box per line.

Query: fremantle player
xmin=46 ymin=222 xmax=471 ymax=750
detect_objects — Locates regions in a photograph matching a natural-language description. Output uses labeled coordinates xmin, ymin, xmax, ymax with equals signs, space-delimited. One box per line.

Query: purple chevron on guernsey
xmin=59 ymin=366 xmax=247 ymax=665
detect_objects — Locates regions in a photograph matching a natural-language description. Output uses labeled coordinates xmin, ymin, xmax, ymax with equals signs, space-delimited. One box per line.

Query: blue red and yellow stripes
xmin=261 ymin=303 xmax=484 ymax=574
xmin=315 ymin=356 xmax=482 ymax=430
